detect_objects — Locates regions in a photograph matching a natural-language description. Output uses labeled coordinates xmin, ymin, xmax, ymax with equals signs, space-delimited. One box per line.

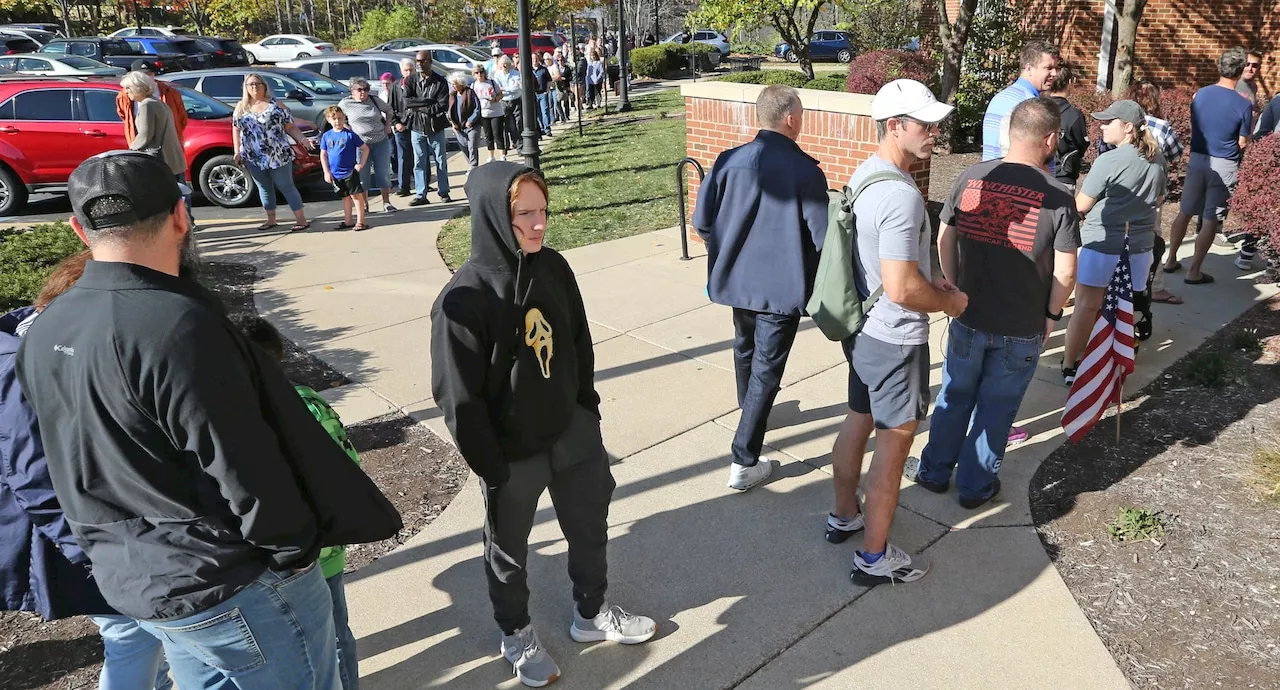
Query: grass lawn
xmin=436 ymin=88 xmax=686 ymax=269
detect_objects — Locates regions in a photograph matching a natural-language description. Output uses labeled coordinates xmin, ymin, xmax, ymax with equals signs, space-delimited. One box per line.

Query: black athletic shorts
xmin=333 ymin=173 xmax=364 ymax=198
xmin=842 ymin=333 xmax=930 ymax=430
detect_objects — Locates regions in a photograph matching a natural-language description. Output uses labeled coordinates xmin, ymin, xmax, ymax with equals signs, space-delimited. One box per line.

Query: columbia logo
xmin=53 ymin=344 xmax=74 ymax=356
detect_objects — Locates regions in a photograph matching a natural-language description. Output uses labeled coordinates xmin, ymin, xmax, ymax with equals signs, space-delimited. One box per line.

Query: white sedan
xmin=243 ymin=34 xmax=336 ymax=64
xmin=0 ymin=54 xmax=125 ymax=76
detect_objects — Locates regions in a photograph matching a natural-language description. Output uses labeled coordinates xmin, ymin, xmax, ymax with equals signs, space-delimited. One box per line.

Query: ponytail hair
xmin=1133 ymin=121 xmax=1161 ymax=163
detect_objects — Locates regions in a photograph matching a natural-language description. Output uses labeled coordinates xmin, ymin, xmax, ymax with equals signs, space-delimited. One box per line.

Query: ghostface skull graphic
xmin=524 ymin=308 xmax=554 ymax=379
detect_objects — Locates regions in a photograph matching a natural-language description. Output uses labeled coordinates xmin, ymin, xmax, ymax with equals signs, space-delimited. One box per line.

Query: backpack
xmin=805 ymin=171 xmax=902 ymax=341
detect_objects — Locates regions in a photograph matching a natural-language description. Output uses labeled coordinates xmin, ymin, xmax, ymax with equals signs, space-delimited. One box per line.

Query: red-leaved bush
xmin=845 ymin=50 xmax=937 ymax=95
xmin=1231 ymin=134 xmax=1280 ymax=259
xmin=1072 ymin=84 xmax=1193 ymax=200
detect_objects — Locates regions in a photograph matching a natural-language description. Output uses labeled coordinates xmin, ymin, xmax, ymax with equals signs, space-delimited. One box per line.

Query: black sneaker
xmin=1225 ymin=229 xmax=1250 ymax=244
xmin=1062 ymin=365 xmax=1078 ymax=386
xmin=409 ymin=197 xmax=429 ymax=207
xmin=396 ymin=189 xmax=412 ymax=197
xmin=903 ymin=456 xmax=949 ymax=494
xmin=824 ymin=512 xmax=865 ymax=544
xmin=958 ymin=478 xmax=1001 ymax=510
xmin=439 ymin=194 xmax=453 ymax=203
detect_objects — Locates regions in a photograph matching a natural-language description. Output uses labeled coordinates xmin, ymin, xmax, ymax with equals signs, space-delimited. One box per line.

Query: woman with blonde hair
xmin=232 ymin=73 xmax=314 ymax=231
xmin=1062 ymin=100 xmax=1168 ymax=384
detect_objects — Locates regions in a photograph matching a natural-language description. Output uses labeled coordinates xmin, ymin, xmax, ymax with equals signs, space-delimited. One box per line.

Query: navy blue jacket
xmin=0 ymin=307 xmax=113 ymax=620
xmin=693 ymin=129 xmax=828 ymax=316
xmin=1256 ymin=97 xmax=1279 ymax=138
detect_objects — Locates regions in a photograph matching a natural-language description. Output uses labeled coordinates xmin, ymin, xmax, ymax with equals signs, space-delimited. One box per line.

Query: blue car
xmin=775 ymin=31 xmax=854 ymax=64
xmin=123 ymin=35 xmax=211 ymax=71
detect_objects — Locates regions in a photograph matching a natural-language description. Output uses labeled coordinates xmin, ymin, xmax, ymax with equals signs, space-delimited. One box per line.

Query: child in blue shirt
xmin=320 ymin=106 xmax=370 ymax=231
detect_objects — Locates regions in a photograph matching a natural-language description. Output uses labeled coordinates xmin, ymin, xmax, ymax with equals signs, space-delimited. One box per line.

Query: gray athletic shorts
xmin=1180 ymin=153 xmax=1238 ymax=222
xmin=842 ymin=333 xmax=931 ymax=430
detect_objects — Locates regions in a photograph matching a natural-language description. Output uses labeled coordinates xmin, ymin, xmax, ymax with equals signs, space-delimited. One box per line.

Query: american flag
xmin=1062 ymin=236 xmax=1136 ymax=442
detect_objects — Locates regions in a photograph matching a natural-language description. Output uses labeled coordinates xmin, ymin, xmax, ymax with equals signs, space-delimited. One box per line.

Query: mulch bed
xmin=1031 ymin=297 xmax=1280 ymax=688
xmin=0 ymin=263 xmax=468 ymax=690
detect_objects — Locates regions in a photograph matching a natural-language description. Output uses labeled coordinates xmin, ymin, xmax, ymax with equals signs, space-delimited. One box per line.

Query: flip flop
xmin=1184 ymin=273 xmax=1215 ymax=285
xmin=1162 ymin=261 xmax=1182 ymax=273
xmin=334 ymin=221 xmax=354 ymax=230
xmin=290 ymin=221 xmax=311 ymax=232
xmin=255 ymin=222 xmax=278 ymax=231
xmin=1152 ymin=292 xmax=1184 ymax=304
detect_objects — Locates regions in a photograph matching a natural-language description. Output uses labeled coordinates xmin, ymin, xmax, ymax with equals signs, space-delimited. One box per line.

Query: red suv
xmin=475 ymin=32 xmax=563 ymax=57
xmin=0 ymin=76 xmax=322 ymax=216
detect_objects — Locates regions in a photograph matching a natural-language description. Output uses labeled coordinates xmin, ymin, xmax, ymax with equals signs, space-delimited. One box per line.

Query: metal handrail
xmin=675 ymin=157 xmax=706 ymax=261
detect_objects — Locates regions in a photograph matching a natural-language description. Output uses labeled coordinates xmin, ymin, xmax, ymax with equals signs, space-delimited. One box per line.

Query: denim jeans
xmin=175 ymin=173 xmax=192 ymax=220
xmin=918 ymin=320 xmax=1042 ymax=500
xmin=358 ymin=138 xmax=392 ymax=194
xmin=393 ymin=129 xmax=414 ymax=193
xmin=91 ymin=614 xmax=173 ymax=690
xmin=245 ymin=162 xmax=304 ymax=213
xmin=536 ymin=92 xmax=554 ymax=134
xmin=137 ymin=563 xmax=340 ymax=690
xmin=454 ymin=126 xmax=480 ymax=168
xmin=412 ymin=129 xmax=450 ymax=199
xmin=327 ymin=573 xmax=358 ymax=690
xmin=731 ymin=308 xmax=800 ymax=466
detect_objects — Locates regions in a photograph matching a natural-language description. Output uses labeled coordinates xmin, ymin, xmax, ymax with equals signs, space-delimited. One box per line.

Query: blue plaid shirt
xmin=1099 ymin=114 xmax=1184 ymax=161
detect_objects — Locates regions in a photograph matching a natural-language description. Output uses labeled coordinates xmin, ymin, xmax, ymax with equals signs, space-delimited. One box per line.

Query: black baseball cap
xmin=130 ymin=59 xmax=157 ymax=72
xmin=68 ymin=151 xmax=182 ymax=232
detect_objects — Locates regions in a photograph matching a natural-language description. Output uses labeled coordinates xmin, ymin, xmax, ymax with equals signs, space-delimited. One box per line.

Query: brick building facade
xmin=924 ymin=0 xmax=1276 ymax=95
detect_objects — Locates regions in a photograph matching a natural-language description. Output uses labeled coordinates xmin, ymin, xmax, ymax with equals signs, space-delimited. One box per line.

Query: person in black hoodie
xmin=1046 ymin=64 xmax=1088 ymax=191
xmin=430 ymin=162 xmax=655 ymax=688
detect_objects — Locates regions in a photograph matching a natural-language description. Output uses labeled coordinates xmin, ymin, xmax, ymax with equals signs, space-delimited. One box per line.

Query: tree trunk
xmin=934 ymin=0 xmax=979 ymax=105
xmin=1111 ymin=0 xmax=1146 ymax=98
xmin=326 ymin=0 xmax=334 ymax=38
xmin=275 ymin=0 xmax=284 ymax=34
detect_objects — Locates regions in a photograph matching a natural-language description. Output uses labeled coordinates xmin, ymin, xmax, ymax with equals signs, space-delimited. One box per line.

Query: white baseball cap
xmin=871 ymin=79 xmax=955 ymax=123
xmin=490 ymin=46 xmax=503 ymax=56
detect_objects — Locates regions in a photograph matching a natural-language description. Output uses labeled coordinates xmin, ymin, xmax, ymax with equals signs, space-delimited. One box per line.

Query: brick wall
xmin=682 ymin=82 xmax=930 ymax=240
xmin=925 ymin=0 xmax=1277 ymax=95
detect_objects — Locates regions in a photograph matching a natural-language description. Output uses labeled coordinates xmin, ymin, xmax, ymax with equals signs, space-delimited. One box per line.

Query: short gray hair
xmin=1219 ymin=47 xmax=1247 ymax=79
xmin=756 ymin=85 xmax=801 ymax=130
xmin=498 ymin=55 xmax=513 ymax=69
xmin=349 ymin=76 xmax=369 ymax=91
xmin=399 ymin=56 xmax=415 ymax=70
xmin=120 ymin=71 xmax=155 ymax=98
xmin=448 ymin=71 xmax=469 ymax=88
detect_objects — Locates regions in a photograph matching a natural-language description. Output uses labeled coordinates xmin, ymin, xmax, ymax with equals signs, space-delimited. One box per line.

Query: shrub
xmin=846 ymin=50 xmax=936 ymax=95
xmin=805 ymin=73 xmax=848 ymax=92
xmin=345 ymin=7 xmax=425 ymax=51
xmin=1232 ymin=133 xmax=1280 ymax=257
xmin=0 ymin=223 xmax=82 ymax=312
xmin=717 ymin=70 xmax=809 ymax=87
xmin=1075 ymin=84 xmax=1192 ymax=199
xmin=736 ymin=31 xmax=780 ymax=57
xmin=629 ymin=45 xmax=670 ymax=78
xmin=838 ymin=0 xmax=920 ymax=54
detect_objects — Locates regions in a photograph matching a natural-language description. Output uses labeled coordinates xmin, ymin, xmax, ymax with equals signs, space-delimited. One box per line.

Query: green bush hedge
xmin=629 ymin=45 xmax=670 ymax=78
xmin=716 ymin=70 xmax=810 ymax=87
xmin=0 ymin=223 xmax=83 ymax=312
xmin=804 ymin=73 xmax=848 ymax=91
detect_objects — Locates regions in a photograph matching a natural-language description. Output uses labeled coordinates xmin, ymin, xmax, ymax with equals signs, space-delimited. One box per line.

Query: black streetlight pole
xmin=516 ymin=0 xmax=541 ymax=169
xmin=616 ymin=0 xmax=632 ymax=112
xmin=652 ymin=1 xmax=659 ymax=41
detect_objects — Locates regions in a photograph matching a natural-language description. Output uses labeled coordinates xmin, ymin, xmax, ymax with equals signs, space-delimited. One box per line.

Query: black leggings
xmin=480 ymin=115 xmax=508 ymax=152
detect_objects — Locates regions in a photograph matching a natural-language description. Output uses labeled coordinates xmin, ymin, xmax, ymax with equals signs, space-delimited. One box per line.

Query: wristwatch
xmin=1046 ymin=308 xmax=1064 ymax=322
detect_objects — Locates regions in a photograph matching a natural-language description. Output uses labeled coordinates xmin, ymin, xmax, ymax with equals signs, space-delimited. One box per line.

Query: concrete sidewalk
xmin=198 ymin=159 xmax=1275 ymax=688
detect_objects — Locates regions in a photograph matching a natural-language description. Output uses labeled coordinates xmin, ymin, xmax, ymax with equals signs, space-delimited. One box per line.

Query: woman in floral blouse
xmin=232 ymin=73 xmax=315 ymax=231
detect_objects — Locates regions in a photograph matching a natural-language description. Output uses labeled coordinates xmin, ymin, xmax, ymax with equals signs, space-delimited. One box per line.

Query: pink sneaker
xmin=1008 ymin=426 xmax=1029 ymax=444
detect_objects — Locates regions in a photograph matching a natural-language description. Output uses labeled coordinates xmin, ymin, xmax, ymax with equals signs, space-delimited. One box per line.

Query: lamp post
xmin=616 ymin=0 xmax=632 ymax=112
xmin=652 ymin=1 xmax=659 ymax=41
xmin=517 ymin=0 xmax=541 ymax=169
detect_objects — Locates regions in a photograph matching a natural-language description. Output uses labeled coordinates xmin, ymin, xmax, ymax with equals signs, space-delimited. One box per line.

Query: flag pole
xmin=1115 ymin=378 xmax=1122 ymax=445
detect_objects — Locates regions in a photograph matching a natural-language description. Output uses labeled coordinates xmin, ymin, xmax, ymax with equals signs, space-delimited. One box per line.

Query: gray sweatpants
xmin=482 ymin=406 xmax=615 ymax=635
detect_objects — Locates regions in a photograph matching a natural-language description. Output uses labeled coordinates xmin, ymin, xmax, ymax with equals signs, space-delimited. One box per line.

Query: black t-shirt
xmin=941 ymin=160 xmax=1082 ymax=337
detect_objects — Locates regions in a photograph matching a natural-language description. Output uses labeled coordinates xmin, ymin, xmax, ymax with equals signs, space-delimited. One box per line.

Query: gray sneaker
xmin=569 ymin=603 xmax=656 ymax=644
xmin=501 ymin=625 xmax=560 ymax=687
xmin=727 ymin=457 xmax=774 ymax=491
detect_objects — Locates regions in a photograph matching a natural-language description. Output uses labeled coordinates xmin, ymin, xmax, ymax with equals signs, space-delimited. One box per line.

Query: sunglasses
xmin=1247 ymin=62 xmax=1262 ymax=68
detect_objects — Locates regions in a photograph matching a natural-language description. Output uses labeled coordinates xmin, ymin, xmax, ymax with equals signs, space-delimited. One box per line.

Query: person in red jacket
xmin=114 ymin=60 xmax=188 ymax=145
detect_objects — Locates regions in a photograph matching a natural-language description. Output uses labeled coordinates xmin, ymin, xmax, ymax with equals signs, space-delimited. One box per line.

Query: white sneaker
xmin=486 ymin=156 xmax=495 ymax=164
xmin=569 ymin=603 xmax=656 ymax=644
xmin=1235 ymin=255 xmax=1255 ymax=271
xmin=850 ymin=543 xmax=930 ymax=586
xmin=500 ymin=154 xmax=508 ymax=162
xmin=727 ymin=458 xmax=773 ymax=491
xmin=500 ymin=625 xmax=561 ymax=687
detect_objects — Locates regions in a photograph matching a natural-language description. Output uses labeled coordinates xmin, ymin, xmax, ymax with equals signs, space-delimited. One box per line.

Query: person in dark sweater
xmin=405 ymin=50 xmax=453 ymax=205
xmin=430 ymin=162 xmax=655 ymax=688
xmin=1046 ymin=64 xmax=1088 ymax=191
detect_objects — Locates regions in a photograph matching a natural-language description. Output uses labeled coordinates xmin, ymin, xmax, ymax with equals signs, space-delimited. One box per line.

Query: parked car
xmin=161 ymin=66 xmax=349 ymax=132
xmin=0 ymin=36 xmax=41 ymax=55
xmin=279 ymin=53 xmax=452 ymax=85
xmin=38 ymin=38 xmax=157 ymax=72
xmin=775 ymin=31 xmax=854 ymax=63
xmin=6 ymin=24 xmax=66 ymax=38
xmin=123 ymin=36 xmax=204 ymax=71
xmin=0 ymin=27 xmax=53 ymax=47
xmin=0 ymin=54 xmax=125 ymax=76
xmin=108 ymin=26 xmax=193 ymax=38
xmin=475 ymin=32 xmax=562 ymax=57
xmin=359 ymin=42 xmax=489 ymax=73
xmin=662 ymin=30 xmax=731 ymax=56
xmin=0 ymin=76 xmax=322 ymax=214
xmin=243 ymin=34 xmax=336 ymax=64
xmin=367 ymin=38 xmax=432 ymax=52
xmin=191 ymin=36 xmax=250 ymax=67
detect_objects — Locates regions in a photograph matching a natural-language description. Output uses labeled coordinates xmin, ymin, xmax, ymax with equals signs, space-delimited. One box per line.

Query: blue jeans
xmin=918 ymin=320 xmax=1042 ymax=500
xmin=393 ymin=129 xmax=413 ymax=193
xmin=411 ymin=129 xmax=449 ymax=199
xmin=358 ymin=138 xmax=392 ymax=195
xmin=91 ymin=614 xmax=173 ymax=690
xmin=246 ymin=162 xmax=304 ymax=213
xmin=137 ymin=563 xmax=340 ymax=690
xmin=731 ymin=308 xmax=800 ymax=466
xmin=536 ymin=92 xmax=554 ymax=134
xmin=327 ymin=573 xmax=358 ymax=690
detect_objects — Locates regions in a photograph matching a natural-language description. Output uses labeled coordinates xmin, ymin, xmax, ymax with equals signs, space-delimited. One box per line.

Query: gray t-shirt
xmin=1080 ymin=143 xmax=1167 ymax=254
xmin=849 ymin=154 xmax=931 ymax=346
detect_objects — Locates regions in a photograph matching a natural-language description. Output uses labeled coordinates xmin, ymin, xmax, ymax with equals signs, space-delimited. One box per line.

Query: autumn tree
xmin=692 ymin=0 xmax=834 ymax=80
